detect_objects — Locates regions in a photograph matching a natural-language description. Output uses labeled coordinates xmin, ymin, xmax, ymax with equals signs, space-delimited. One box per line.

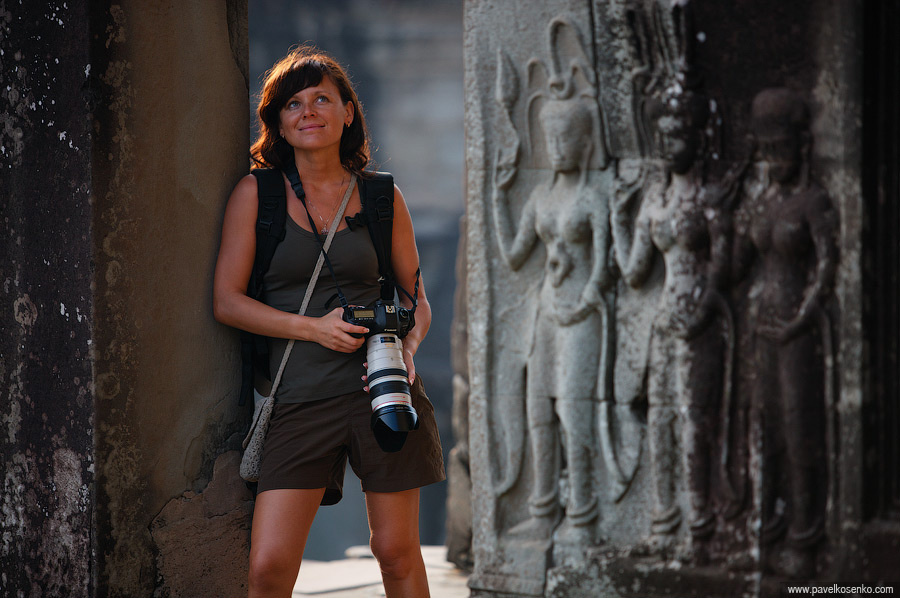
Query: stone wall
xmin=1 ymin=3 xmax=95 ymax=594
xmin=1 ymin=1 xmax=253 ymax=596
xmin=462 ymin=0 xmax=896 ymax=596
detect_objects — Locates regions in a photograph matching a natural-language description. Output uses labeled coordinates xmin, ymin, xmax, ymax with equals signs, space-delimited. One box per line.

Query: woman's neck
xmin=292 ymin=148 xmax=346 ymax=182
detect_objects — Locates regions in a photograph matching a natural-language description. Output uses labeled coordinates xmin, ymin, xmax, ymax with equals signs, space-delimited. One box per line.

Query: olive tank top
xmin=262 ymin=214 xmax=381 ymax=403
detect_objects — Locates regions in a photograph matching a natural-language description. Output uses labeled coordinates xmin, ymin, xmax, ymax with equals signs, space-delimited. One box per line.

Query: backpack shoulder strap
xmin=239 ymin=168 xmax=286 ymax=406
xmin=249 ymin=168 xmax=287 ymax=299
xmin=358 ymin=172 xmax=396 ymax=300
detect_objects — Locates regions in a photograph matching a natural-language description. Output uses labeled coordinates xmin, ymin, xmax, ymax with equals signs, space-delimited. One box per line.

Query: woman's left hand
xmin=403 ymin=348 xmax=417 ymax=385
xmin=361 ymin=349 xmax=416 ymax=391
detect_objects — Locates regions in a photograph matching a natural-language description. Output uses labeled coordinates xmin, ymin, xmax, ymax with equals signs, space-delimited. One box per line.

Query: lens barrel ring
xmin=367 ymin=368 xmax=409 ymax=383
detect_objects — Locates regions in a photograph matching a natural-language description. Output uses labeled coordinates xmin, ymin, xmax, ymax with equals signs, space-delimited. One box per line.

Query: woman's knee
xmin=369 ymin=532 xmax=420 ymax=580
xmin=248 ymin=547 xmax=298 ymax=591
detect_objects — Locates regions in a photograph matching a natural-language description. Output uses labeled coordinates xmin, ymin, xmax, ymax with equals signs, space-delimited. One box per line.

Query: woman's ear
xmin=345 ymin=101 xmax=355 ymax=127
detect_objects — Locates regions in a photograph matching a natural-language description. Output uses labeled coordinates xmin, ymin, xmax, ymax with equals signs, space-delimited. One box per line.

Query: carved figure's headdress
xmin=626 ymin=0 xmax=714 ymax=159
xmin=524 ymin=17 xmax=609 ymax=171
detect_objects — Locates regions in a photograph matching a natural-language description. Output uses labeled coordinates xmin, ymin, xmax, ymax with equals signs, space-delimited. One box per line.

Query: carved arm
xmin=610 ymin=175 xmax=654 ymax=288
xmin=584 ymin=195 xmax=613 ymax=303
xmin=790 ymin=191 xmax=838 ymax=329
xmin=491 ymin=150 xmax=538 ymax=271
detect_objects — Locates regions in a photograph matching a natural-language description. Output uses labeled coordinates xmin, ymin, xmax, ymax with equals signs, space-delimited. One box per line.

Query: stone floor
xmin=293 ymin=545 xmax=470 ymax=597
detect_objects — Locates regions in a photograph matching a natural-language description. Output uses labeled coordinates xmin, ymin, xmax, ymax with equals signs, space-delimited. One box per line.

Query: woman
xmin=213 ymin=46 xmax=444 ymax=598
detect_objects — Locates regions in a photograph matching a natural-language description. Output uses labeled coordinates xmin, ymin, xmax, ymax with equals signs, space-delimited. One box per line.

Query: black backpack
xmin=239 ymin=168 xmax=396 ymax=406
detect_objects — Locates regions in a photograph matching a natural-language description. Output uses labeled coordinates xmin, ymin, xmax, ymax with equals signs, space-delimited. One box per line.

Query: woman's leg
xmin=249 ymin=488 xmax=326 ymax=598
xmin=366 ymin=488 xmax=430 ymax=598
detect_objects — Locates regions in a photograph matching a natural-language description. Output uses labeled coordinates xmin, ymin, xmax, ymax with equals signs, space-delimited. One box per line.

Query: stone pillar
xmin=446 ymin=213 xmax=473 ymax=571
xmin=463 ymin=1 xmax=895 ymax=596
xmin=1 ymin=4 xmax=95 ymax=595
xmin=1 ymin=1 xmax=252 ymax=596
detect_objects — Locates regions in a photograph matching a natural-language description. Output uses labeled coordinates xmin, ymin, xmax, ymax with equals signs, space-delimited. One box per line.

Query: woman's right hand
xmin=312 ymin=307 xmax=368 ymax=353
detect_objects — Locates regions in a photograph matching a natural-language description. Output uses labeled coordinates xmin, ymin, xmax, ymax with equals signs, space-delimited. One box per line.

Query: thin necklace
xmin=308 ymin=171 xmax=347 ymax=234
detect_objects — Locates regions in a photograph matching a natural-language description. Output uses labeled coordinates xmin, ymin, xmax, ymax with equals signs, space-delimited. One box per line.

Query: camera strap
xmin=284 ymin=161 xmax=420 ymax=315
xmin=399 ymin=268 xmax=420 ymax=310
xmin=283 ymin=162 xmax=356 ymax=311
xmin=267 ymin=184 xmax=351 ymax=402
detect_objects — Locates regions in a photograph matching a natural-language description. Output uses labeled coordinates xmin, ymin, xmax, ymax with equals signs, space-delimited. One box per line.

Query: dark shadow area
xmin=862 ymin=0 xmax=900 ymax=523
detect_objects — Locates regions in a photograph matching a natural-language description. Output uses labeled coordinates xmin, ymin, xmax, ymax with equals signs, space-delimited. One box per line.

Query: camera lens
xmin=366 ymin=333 xmax=419 ymax=452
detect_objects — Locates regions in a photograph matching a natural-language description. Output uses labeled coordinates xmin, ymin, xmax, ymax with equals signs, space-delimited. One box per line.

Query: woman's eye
xmin=315 ymin=95 xmax=328 ymax=104
xmin=286 ymin=100 xmax=300 ymax=110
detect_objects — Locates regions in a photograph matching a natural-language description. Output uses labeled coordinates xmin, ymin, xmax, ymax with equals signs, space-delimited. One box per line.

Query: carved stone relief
xmin=490 ymin=10 xmax=613 ymax=552
xmin=464 ymin=1 xmax=851 ymax=596
xmin=608 ymin=0 xmax=752 ymax=566
xmin=468 ymin=12 xmax=619 ymax=595
xmin=735 ymin=87 xmax=838 ymax=578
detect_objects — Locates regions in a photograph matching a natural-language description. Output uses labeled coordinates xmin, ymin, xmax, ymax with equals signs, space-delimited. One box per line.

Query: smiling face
xmin=278 ymin=75 xmax=354 ymax=155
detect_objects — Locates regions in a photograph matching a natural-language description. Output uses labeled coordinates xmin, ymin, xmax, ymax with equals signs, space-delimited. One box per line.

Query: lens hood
xmin=371 ymin=404 xmax=420 ymax=452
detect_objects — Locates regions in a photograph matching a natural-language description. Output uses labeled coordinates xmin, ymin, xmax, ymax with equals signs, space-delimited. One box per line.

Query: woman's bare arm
xmin=389 ymin=185 xmax=432 ymax=382
xmin=212 ymin=174 xmax=367 ymax=353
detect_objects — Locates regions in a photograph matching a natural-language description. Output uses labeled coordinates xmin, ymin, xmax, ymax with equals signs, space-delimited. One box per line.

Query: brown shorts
xmin=257 ymin=376 xmax=445 ymax=505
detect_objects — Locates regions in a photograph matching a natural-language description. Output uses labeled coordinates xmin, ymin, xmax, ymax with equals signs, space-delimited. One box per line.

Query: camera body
xmin=343 ymin=299 xmax=415 ymax=339
xmin=343 ymin=300 xmax=419 ymax=452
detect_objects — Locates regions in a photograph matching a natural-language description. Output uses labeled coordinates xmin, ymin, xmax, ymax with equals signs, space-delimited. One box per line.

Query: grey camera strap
xmin=267 ymin=173 xmax=358 ymax=399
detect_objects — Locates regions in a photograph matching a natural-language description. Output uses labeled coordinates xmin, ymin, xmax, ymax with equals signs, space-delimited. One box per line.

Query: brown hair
xmin=250 ymin=45 xmax=371 ymax=173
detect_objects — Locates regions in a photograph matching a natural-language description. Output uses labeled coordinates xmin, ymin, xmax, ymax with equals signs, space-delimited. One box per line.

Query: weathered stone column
xmin=463 ymin=1 xmax=896 ymax=596
xmin=1 ymin=2 xmax=252 ymax=596
xmin=1 ymin=3 xmax=95 ymax=595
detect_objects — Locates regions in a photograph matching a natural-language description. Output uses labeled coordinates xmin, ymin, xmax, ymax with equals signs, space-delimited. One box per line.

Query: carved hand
xmin=613 ymin=176 xmax=643 ymax=215
xmin=758 ymin=311 xmax=810 ymax=343
xmin=493 ymin=147 xmax=519 ymax=191
xmin=712 ymin=144 xmax=754 ymax=209
xmin=581 ymin=280 xmax=606 ymax=309
xmin=495 ymin=164 xmax=518 ymax=192
xmin=555 ymin=302 xmax=593 ymax=326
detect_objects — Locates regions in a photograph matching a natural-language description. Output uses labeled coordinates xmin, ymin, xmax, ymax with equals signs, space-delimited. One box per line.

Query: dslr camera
xmin=344 ymin=300 xmax=419 ymax=452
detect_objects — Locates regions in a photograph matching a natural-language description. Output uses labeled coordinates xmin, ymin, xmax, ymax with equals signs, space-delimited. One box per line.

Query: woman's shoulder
xmin=235 ymin=172 xmax=262 ymax=193
xmin=224 ymin=173 xmax=262 ymax=222
xmin=359 ymin=169 xmax=406 ymax=206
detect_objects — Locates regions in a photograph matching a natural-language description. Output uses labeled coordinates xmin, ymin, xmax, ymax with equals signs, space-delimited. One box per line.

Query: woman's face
xmin=278 ymin=75 xmax=354 ymax=154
